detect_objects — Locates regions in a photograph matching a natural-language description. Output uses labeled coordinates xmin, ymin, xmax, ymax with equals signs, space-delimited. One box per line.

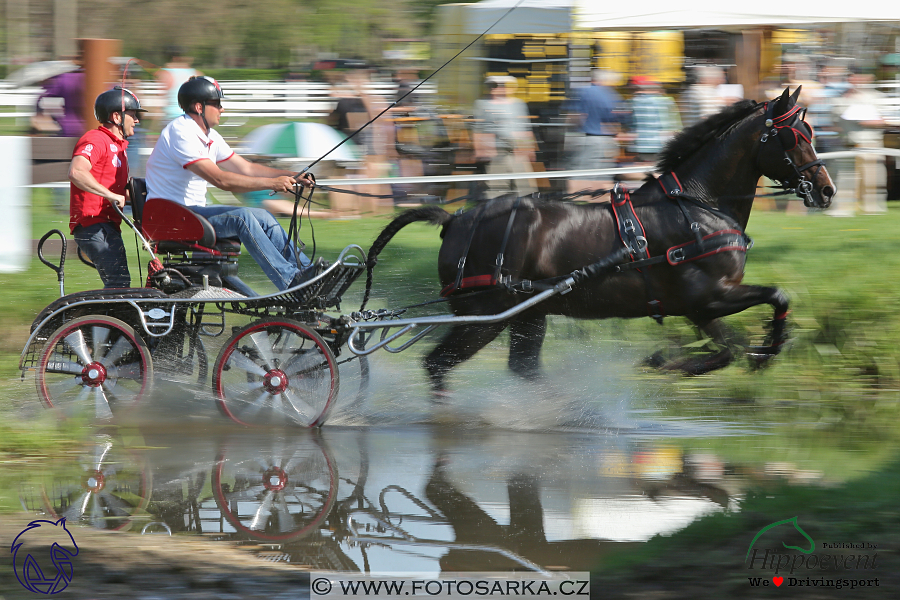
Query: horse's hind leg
xmin=423 ymin=323 xmax=507 ymax=395
xmin=508 ymin=312 xmax=547 ymax=381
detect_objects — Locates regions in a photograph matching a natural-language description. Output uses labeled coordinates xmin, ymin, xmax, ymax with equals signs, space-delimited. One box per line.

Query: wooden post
xmin=736 ymin=30 xmax=763 ymax=101
xmin=78 ymin=38 xmax=121 ymax=129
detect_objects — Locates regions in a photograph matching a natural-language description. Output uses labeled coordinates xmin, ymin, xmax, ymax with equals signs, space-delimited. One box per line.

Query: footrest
xmin=288 ymin=263 xmax=365 ymax=309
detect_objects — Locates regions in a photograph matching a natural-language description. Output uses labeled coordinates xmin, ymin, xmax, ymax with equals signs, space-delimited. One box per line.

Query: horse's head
xmin=756 ymin=87 xmax=835 ymax=208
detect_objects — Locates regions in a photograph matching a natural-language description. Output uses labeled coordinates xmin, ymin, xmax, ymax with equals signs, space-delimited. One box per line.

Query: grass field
xmin=4 ymin=191 xmax=900 ymax=416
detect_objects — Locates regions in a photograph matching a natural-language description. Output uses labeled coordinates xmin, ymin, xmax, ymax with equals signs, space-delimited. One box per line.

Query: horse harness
xmin=759 ymin=101 xmax=824 ymax=207
xmin=440 ymin=196 xmax=523 ymax=297
xmin=442 ymin=184 xmax=752 ymax=325
xmin=611 ymin=176 xmax=753 ymax=323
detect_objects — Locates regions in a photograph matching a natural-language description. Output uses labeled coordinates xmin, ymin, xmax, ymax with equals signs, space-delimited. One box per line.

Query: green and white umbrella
xmin=242 ymin=122 xmax=361 ymax=162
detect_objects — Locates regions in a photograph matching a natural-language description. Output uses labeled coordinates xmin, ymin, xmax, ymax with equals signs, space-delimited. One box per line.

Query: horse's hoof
xmin=747 ymin=346 xmax=780 ymax=370
xmin=642 ymin=350 xmax=668 ymax=369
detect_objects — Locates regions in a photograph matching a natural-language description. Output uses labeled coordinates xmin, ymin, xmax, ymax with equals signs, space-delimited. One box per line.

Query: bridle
xmin=759 ymin=101 xmax=826 ymax=207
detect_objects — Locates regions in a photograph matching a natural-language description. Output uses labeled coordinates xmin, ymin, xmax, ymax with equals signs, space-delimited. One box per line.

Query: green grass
xmin=4 ymin=195 xmax=900 ymax=415
xmin=591 ymin=455 xmax=900 ymax=597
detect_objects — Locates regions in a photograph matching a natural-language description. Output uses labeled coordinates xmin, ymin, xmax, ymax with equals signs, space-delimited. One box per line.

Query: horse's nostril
xmin=822 ymin=186 xmax=834 ymax=199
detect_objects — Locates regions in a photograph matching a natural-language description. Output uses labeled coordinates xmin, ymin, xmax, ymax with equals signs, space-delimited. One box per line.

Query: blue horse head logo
xmin=11 ymin=518 xmax=79 ymax=594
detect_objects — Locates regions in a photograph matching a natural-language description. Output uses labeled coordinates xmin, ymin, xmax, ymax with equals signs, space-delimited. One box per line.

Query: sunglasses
xmin=205 ymin=100 xmax=223 ymax=109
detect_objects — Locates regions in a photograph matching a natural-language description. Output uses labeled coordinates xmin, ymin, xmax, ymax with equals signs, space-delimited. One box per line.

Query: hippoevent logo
xmin=10 ymin=518 xmax=79 ymax=594
xmin=745 ymin=517 xmax=880 ymax=590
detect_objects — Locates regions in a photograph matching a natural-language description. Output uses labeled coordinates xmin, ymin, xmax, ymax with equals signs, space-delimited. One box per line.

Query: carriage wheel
xmin=40 ymin=435 xmax=151 ymax=531
xmin=36 ymin=315 xmax=153 ymax=420
xmin=212 ymin=435 xmax=337 ymax=541
xmin=213 ymin=319 xmax=339 ymax=427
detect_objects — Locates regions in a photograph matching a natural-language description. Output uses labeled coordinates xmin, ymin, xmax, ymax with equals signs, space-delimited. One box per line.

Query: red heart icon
xmin=773 ymin=577 xmax=784 ymax=587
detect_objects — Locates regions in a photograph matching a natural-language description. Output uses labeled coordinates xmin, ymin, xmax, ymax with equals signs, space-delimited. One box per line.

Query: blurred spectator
xmin=32 ymin=65 xmax=86 ymax=137
xmin=623 ymin=77 xmax=682 ymax=165
xmin=155 ymin=51 xmax=200 ymax=128
xmin=393 ymin=68 xmax=420 ymax=108
xmin=808 ymin=65 xmax=850 ymax=154
xmin=568 ymin=69 xmax=623 ymax=191
xmin=328 ymin=68 xmax=376 ymax=156
xmin=327 ymin=68 xmax=392 ymax=213
xmin=829 ymin=72 xmax=888 ymax=216
xmin=682 ymin=65 xmax=726 ymax=127
xmin=472 ymin=75 xmax=537 ymax=199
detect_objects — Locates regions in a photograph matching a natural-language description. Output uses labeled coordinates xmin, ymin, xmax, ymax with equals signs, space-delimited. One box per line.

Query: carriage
xmin=19 ymin=176 xmax=374 ymax=427
xmin=19 ymin=88 xmax=834 ymax=427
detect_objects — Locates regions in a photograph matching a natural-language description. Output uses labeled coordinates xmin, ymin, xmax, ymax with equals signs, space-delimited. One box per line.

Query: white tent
xmin=576 ymin=0 xmax=900 ymax=29
xmin=465 ymin=0 xmax=574 ymax=35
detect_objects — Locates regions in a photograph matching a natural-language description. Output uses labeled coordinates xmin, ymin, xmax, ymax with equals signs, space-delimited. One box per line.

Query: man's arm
xmin=186 ymin=158 xmax=307 ymax=195
xmin=69 ymin=155 xmax=125 ymax=209
xmin=219 ymin=153 xmax=315 ymax=186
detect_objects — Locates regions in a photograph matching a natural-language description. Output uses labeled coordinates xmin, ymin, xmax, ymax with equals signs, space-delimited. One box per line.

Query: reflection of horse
xmin=366 ymin=88 xmax=835 ymax=393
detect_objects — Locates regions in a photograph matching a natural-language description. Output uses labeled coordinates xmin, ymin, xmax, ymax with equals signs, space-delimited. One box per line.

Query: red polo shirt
xmin=69 ymin=126 xmax=129 ymax=233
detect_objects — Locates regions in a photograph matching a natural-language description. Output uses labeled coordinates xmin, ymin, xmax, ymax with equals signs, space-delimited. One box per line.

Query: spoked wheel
xmin=212 ymin=434 xmax=338 ymax=541
xmin=213 ymin=319 xmax=339 ymax=427
xmin=36 ymin=316 xmax=153 ymax=420
xmin=40 ymin=435 xmax=151 ymax=531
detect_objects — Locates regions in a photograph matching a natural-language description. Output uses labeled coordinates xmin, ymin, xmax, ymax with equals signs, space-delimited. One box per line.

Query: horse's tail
xmin=360 ymin=206 xmax=454 ymax=311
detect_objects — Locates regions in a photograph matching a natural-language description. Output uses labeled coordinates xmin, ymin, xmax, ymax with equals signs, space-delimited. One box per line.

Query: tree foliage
xmin=72 ymin=0 xmax=430 ymax=70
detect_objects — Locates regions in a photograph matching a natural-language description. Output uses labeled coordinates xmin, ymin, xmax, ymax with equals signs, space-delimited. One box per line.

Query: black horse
xmin=365 ymin=88 xmax=835 ymax=394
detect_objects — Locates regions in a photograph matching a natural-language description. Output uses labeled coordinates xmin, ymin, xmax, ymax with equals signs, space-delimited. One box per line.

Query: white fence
xmin=0 ymin=78 xmax=435 ymax=125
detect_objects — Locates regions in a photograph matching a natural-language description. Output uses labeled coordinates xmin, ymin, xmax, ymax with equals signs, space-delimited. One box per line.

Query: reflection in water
xmin=18 ymin=426 xmax=746 ymax=574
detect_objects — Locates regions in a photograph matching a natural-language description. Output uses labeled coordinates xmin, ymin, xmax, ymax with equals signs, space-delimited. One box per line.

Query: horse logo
xmin=11 ymin=518 xmax=79 ymax=594
xmin=745 ymin=516 xmax=815 ymax=563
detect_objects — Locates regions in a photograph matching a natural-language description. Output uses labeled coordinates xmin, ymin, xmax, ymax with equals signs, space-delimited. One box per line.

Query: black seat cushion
xmin=155 ymin=238 xmax=241 ymax=255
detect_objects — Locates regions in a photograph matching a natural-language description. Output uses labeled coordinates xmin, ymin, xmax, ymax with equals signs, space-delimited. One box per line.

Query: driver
xmin=145 ymin=76 xmax=324 ymax=291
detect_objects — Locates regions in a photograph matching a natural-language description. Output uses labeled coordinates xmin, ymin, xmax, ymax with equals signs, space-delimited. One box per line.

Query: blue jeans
xmin=190 ymin=205 xmax=310 ymax=290
xmin=74 ymin=222 xmax=131 ymax=288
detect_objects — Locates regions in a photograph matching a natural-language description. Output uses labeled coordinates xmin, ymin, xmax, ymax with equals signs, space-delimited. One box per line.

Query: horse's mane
xmin=656 ymin=99 xmax=762 ymax=173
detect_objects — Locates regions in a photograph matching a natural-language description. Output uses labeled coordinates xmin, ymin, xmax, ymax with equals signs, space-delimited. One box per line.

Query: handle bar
xmin=37 ymin=229 xmax=67 ymax=298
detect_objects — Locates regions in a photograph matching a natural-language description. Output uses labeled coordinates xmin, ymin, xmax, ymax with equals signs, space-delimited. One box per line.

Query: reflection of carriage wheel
xmin=212 ymin=435 xmax=338 ymax=541
xmin=36 ymin=315 xmax=153 ymax=419
xmin=213 ymin=319 xmax=339 ymax=427
xmin=40 ymin=436 xmax=151 ymax=531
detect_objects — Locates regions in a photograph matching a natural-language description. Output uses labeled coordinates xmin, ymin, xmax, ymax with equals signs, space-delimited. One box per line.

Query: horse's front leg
xmin=695 ymin=283 xmax=790 ymax=368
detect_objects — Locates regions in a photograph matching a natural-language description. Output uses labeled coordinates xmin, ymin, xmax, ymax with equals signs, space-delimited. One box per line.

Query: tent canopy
xmin=466 ymin=0 xmax=573 ymax=35
xmin=576 ymin=0 xmax=900 ymax=29
xmin=463 ymin=0 xmax=899 ymax=35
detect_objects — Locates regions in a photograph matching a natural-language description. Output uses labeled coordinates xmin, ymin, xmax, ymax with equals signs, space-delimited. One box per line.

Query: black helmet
xmin=178 ymin=76 xmax=226 ymax=113
xmin=94 ymin=87 xmax=147 ymax=124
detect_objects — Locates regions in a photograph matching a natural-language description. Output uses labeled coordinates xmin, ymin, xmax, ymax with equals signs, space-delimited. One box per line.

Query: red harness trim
xmin=665 ymin=229 xmax=749 ymax=266
xmin=440 ymin=274 xmax=497 ymax=297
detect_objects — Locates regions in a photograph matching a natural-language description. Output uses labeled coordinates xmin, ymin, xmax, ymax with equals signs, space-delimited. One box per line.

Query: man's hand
xmin=294 ymin=173 xmax=315 ymax=189
xmin=271 ymin=176 xmax=300 ymax=194
xmin=109 ymin=194 xmax=126 ymax=210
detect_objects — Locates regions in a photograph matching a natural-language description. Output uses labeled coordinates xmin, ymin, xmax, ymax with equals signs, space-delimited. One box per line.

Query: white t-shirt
xmin=145 ymin=115 xmax=235 ymax=206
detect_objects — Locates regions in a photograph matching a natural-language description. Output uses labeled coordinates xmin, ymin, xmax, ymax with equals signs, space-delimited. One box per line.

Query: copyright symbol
xmin=312 ymin=578 xmax=333 ymax=595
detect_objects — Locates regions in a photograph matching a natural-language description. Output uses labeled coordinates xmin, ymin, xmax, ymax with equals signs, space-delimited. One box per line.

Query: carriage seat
xmin=142 ymin=198 xmax=242 ymax=255
xmin=127 ymin=178 xmax=241 ymax=255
